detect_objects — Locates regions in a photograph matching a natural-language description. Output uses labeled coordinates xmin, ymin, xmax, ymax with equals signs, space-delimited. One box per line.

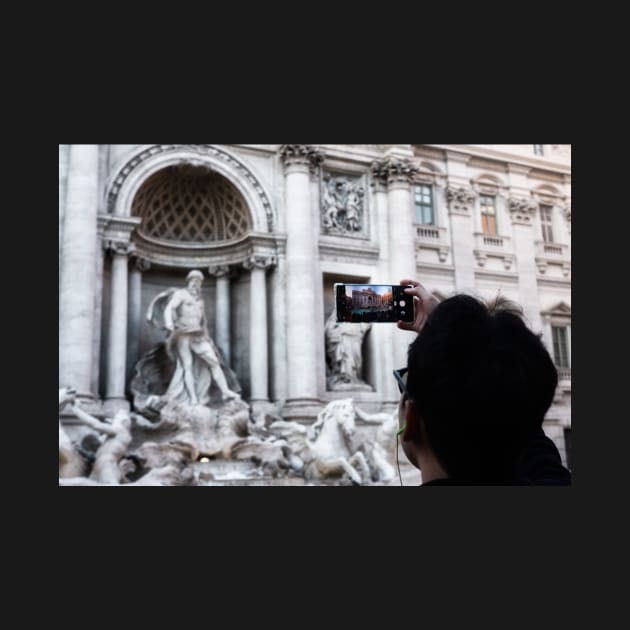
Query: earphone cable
xmin=396 ymin=433 xmax=403 ymax=486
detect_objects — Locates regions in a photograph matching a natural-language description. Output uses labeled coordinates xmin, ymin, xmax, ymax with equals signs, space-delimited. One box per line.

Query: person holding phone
xmin=393 ymin=279 xmax=571 ymax=485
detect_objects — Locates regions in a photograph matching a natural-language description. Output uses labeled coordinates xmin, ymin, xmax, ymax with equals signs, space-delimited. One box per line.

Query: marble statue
xmin=59 ymin=387 xmax=85 ymax=478
xmin=322 ymin=176 xmax=341 ymax=230
xmin=131 ymin=270 xmax=242 ymax=416
xmin=345 ymin=187 xmax=363 ymax=231
xmin=127 ymin=270 xmax=280 ymax=476
xmin=355 ymin=406 xmax=397 ymax=483
xmin=133 ymin=441 xmax=196 ymax=486
xmin=325 ymin=310 xmax=371 ymax=390
xmin=59 ymin=438 xmax=195 ymax=486
xmin=145 ymin=269 xmax=239 ymax=407
xmin=59 ymin=386 xmax=76 ymax=410
xmin=269 ymin=398 xmax=372 ymax=485
xmin=321 ymin=173 xmax=365 ymax=234
xmin=68 ymin=403 xmax=133 ymax=484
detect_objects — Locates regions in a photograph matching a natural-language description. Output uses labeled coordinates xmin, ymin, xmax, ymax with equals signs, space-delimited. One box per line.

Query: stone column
xmin=370 ymin=162 xmax=398 ymax=404
xmin=243 ymin=254 xmax=275 ymax=410
xmin=382 ymin=157 xmax=418 ymax=371
xmin=509 ymin=197 xmax=542 ymax=333
xmin=58 ymin=144 xmax=70 ymax=276
xmin=270 ymin=239 xmax=288 ymax=404
xmin=444 ymin=150 xmax=477 ymax=293
xmin=59 ymin=144 xmax=100 ymax=403
xmin=208 ymin=265 xmax=231 ymax=366
xmin=446 ymin=186 xmax=477 ymax=292
xmin=127 ymin=256 xmax=150 ymax=386
xmin=311 ymin=173 xmax=327 ymax=399
xmin=91 ymin=215 xmax=110 ymax=398
xmin=104 ymin=240 xmax=134 ymax=413
xmin=280 ymin=144 xmax=323 ymax=420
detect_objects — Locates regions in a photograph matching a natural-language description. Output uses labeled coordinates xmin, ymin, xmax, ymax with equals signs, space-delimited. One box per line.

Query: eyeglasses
xmin=393 ymin=368 xmax=408 ymax=396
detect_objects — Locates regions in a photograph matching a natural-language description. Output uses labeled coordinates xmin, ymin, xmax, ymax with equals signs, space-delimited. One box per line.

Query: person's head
xmin=186 ymin=269 xmax=204 ymax=296
xmin=400 ymin=294 xmax=558 ymax=483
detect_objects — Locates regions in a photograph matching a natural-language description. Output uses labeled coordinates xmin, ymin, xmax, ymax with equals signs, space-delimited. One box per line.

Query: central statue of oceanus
xmin=132 ymin=270 xmax=241 ymax=412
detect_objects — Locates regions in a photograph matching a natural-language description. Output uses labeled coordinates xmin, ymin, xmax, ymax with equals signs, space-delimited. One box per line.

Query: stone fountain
xmin=59 ymin=270 xmax=399 ymax=487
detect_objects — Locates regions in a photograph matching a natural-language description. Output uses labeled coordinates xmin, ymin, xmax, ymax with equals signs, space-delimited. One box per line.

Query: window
xmin=480 ymin=195 xmax=497 ymax=235
xmin=414 ymin=184 xmax=434 ymax=225
xmin=564 ymin=428 xmax=572 ymax=471
xmin=533 ymin=144 xmax=544 ymax=156
xmin=552 ymin=326 xmax=570 ymax=368
xmin=540 ymin=204 xmax=554 ymax=243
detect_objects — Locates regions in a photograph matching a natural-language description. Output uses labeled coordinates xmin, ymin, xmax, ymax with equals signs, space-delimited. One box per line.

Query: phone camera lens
xmin=400 ymin=300 xmax=406 ymax=307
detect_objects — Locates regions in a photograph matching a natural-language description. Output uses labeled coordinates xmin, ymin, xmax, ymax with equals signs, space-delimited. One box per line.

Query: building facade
xmin=59 ymin=144 xmax=571 ymax=469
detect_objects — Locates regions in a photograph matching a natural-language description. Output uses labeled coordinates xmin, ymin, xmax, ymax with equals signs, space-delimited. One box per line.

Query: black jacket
xmin=422 ymin=429 xmax=571 ymax=486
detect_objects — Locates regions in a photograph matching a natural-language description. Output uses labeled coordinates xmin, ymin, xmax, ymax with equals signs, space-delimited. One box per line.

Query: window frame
xmin=479 ymin=193 xmax=498 ymax=236
xmin=540 ymin=204 xmax=554 ymax=243
xmin=414 ymin=183 xmax=435 ymax=226
xmin=551 ymin=325 xmax=570 ymax=368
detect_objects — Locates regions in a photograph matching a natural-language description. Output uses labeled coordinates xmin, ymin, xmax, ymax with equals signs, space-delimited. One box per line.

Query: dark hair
xmin=406 ymin=294 xmax=558 ymax=482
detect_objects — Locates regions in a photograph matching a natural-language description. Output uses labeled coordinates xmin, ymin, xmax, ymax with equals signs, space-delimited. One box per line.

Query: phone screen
xmin=335 ymin=284 xmax=414 ymax=323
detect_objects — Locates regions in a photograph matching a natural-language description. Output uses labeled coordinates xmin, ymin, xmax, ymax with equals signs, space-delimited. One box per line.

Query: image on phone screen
xmin=335 ymin=284 xmax=414 ymax=323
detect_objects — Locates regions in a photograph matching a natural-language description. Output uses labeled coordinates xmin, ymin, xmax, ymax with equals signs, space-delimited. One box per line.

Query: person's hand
xmin=396 ymin=279 xmax=440 ymax=334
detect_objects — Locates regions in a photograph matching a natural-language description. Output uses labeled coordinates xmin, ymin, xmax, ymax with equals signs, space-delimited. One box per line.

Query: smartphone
xmin=335 ymin=283 xmax=414 ymax=323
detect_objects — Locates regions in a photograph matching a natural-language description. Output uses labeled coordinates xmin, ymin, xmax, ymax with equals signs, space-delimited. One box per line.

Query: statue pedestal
xmin=327 ymin=383 xmax=373 ymax=393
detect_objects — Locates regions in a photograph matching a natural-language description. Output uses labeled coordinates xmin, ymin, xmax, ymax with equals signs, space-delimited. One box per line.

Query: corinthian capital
xmin=446 ymin=186 xmax=476 ymax=215
xmin=508 ymin=197 xmax=538 ymax=225
xmin=370 ymin=161 xmax=389 ymax=191
xmin=371 ymin=158 xmax=418 ymax=189
xmin=279 ymin=145 xmax=323 ymax=174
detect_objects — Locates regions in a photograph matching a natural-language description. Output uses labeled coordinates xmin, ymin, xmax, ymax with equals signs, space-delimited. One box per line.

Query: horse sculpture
xmin=59 ymin=387 xmax=85 ymax=478
xmin=269 ymin=398 xmax=372 ymax=485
